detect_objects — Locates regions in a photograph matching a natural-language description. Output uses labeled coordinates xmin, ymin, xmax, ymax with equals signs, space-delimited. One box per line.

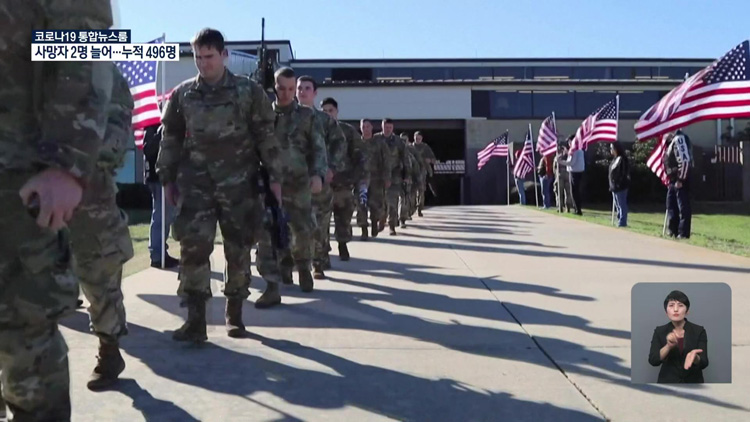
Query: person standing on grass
xmin=608 ymin=141 xmax=631 ymax=227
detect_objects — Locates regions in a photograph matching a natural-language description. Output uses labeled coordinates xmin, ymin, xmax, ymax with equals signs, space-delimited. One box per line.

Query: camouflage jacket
xmin=156 ymin=69 xmax=283 ymax=185
xmin=272 ymin=101 xmax=328 ymax=184
xmin=414 ymin=142 xmax=436 ymax=176
xmin=97 ymin=64 xmax=134 ymax=174
xmin=311 ymin=107 xmax=347 ymax=174
xmin=406 ymin=143 xmax=423 ymax=181
xmin=331 ymin=122 xmax=368 ymax=188
xmin=376 ymin=132 xmax=411 ymax=183
xmin=362 ymin=135 xmax=391 ymax=183
xmin=0 ymin=0 xmax=113 ymax=182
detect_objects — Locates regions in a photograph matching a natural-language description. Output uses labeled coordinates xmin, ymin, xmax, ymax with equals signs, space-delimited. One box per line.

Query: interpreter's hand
xmin=684 ymin=349 xmax=703 ymax=370
xmin=325 ymin=169 xmax=334 ymax=184
xmin=19 ymin=167 xmax=83 ymax=231
xmin=310 ymin=176 xmax=323 ymax=194
xmin=270 ymin=182 xmax=282 ymax=204
xmin=666 ymin=331 xmax=679 ymax=348
xmin=165 ymin=182 xmax=179 ymax=207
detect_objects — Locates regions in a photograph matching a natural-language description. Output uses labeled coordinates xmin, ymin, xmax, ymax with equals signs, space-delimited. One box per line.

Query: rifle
xmin=253 ymin=18 xmax=275 ymax=93
xmin=258 ymin=166 xmax=290 ymax=258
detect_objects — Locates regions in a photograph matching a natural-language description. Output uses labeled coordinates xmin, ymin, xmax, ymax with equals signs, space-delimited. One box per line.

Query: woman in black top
xmin=608 ymin=142 xmax=630 ymax=227
xmin=648 ymin=290 xmax=709 ymax=383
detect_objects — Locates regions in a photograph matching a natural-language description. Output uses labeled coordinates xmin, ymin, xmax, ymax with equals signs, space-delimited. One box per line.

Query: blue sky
xmin=120 ymin=0 xmax=749 ymax=59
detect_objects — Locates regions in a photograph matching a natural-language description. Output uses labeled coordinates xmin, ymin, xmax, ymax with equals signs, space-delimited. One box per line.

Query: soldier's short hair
xmin=275 ymin=67 xmax=295 ymax=80
xmin=298 ymin=75 xmax=318 ymax=91
xmin=360 ymin=118 xmax=372 ymax=124
xmin=414 ymin=131 xmax=423 ymax=137
xmin=191 ymin=28 xmax=225 ymax=52
xmin=321 ymin=97 xmax=338 ymax=109
xmin=382 ymin=118 xmax=394 ymax=124
xmin=400 ymin=132 xmax=409 ymax=138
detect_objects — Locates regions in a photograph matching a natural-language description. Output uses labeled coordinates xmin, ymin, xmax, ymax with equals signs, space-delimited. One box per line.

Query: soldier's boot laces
xmin=339 ymin=243 xmax=350 ymax=261
xmin=225 ymin=298 xmax=247 ymax=337
xmin=255 ymin=282 xmax=281 ymax=309
xmin=371 ymin=221 xmax=379 ymax=238
xmin=299 ymin=269 xmax=315 ymax=292
xmin=360 ymin=226 xmax=369 ymax=241
xmin=172 ymin=296 xmax=207 ymax=343
xmin=87 ymin=340 xmax=125 ymax=391
xmin=313 ymin=263 xmax=326 ymax=280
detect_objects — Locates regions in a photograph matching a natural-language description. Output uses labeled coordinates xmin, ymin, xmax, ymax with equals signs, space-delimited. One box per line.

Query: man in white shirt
xmin=559 ymin=135 xmax=586 ymax=215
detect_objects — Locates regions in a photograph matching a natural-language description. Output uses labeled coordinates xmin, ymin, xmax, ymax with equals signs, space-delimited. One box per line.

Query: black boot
xmin=339 ymin=243 xmax=350 ymax=261
xmin=255 ymin=282 xmax=281 ymax=309
xmin=281 ymin=268 xmax=293 ymax=285
xmin=313 ymin=262 xmax=326 ymax=280
xmin=390 ymin=223 xmax=397 ymax=236
xmin=400 ymin=219 xmax=407 ymax=229
xmin=299 ymin=262 xmax=315 ymax=292
xmin=87 ymin=339 xmax=125 ymax=391
xmin=225 ymin=297 xmax=247 ymax=337
xmin=172 ymin=294 xmax=207 ymax=343
xmin=371 ymin=221 xmax=379 ymax=238
xmin=360 ymin=226 xmax=369 ymax=241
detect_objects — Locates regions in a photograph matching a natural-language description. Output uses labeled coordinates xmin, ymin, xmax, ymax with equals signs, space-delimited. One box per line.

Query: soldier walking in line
xmin=412 ymin=131 xmax=437 ymax=217
xmin=356 ymin=119 xmax=392 ymax=240
xmin=377 ymin=119 xmax=412 ymax=235
xmin=157 ymin=28 xmax=283 ymax=341
xmin=399 ymin=132 xmax=421 ymax=227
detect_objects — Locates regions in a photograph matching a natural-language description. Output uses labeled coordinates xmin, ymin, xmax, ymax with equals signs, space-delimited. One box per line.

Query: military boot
xmin=400 ymin=219 xmax=407 ymax=228
xmin=281 ymin=267 xmax=293 ymax=285
xmin=360 ymin=226 xmax=369 ymax=241
xmin=390 ymin=223 xmax=397 ymax=236
xmin=255 ymin=282 xmax=281 ymax=309
xmin=371 ymin=221 xmax=379 ymax=238
xmin=298 ymin=261 xmax=314 ymax=292
xmin=172 ymin=295 xmax=207 ymax=343
xmin=313 ymin=262 xmax=326 ymax=280
xmin=418 ymin=209 xmax=424 ymax=217
xmin=339 ymin=243 xmax=350 ymax=261
xmin=323 ymin=255 xmax=331 ymax=270
xmin=87 ymin=340 xmax=126 ymax=391
xmin=225 ymin=298 xmax=246 ymax=337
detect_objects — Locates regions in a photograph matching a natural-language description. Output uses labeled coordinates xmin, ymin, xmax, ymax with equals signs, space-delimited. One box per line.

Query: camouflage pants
xmin=386 ymin=182 xmax=402 ymax=228
xmin=399 ymin=181 xmax=414 ymax=221
xmin=416 ymin=175 xmax=428 ymax=212
xmin=257 ymin=179 xmax=314 ymax=281
xmin=312 ymin=184 xmax=333 ymax=267
xmin=68 ymin=169 xmax=133 ymax=344
xmin=332 ymin=186 xmax=355 ymax=244
xmin=173 ymin=174 xmax=257 ymax=300
xmin=356 ymin=180 xmax=386 ymax=228
xmin=0 ymin=171 xmax=76 ymax=421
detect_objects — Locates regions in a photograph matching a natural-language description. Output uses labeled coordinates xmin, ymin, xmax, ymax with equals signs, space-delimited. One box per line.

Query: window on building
xmin=489 ymin=91 xmax=532 ymax=118
xmin=532 ymin=92 xmax=575 ymax=118
xmin=617 ymin=91 xmax=663 ymax=117
xmin=529 ymin=66 xmax=572 ymax=79
xmin=575 ymin=92 xmax=617 ymax=117
xmin=331 ymin=67 xmax=373 ymax=82
xmin=374 ymin=67 xmax=413 ymax=79
xmin=294 ymin=67 xmax=332 ymax=82
xmin=572 ymin=66 xmax=612 ymax=79
xmin=492 ymin=67 xmax=525 ymax=79
xmin=471 ymin=90 xmax=491 ymax=117
xmin=412 ymin=67 xmax=453 ymax=80
xmin=453 ymin=67 xmax=493 ymax=80
xmin=654 ymin=66 xmax=692 ymax=80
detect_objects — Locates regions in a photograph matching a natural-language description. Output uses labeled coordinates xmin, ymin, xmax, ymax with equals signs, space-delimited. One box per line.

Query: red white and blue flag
xmin=647 ymin=134 xmax=670 ymax=186
xmin=537 ymin=114 xmax=558 ymax=157
xmin=513 ymin=128 xmax=535 ymax=179
xmin=477 ymin=131 xmax=509 ymax=170
xmin=571 ymin=96 xmax=619 ymax=151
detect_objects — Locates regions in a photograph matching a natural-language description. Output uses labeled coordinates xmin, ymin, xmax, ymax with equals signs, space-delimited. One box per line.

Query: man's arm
xmin=155 ymin=86 xmax=186 ymax=185
xmin=696 ymin=328 xmax=709 ymax=370
xmin=36 ymin=0 xmax=114 ymax=184
xmin=308 ymin=111 xmax=329 ymax=181
xmin=247 ymin=82 xmax=283 ymax=184
xmin=320 ymin=112 xmax=347 ymax=174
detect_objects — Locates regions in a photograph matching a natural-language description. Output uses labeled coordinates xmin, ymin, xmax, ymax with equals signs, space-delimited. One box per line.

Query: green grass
xmin=536 ymin=202 xmax=750 ymax=258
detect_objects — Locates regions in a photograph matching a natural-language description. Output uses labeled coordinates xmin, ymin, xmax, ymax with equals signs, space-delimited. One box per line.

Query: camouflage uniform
xmin=256 ymin=102 xmax=327 ymax=295
xmin=356 ymin=135 xmax=391 ymax=238
xmin=401 ymin=143 xmax=422 ymax=223
xmin=0 ymin=1 xmax=112 ymax=419
xmin=413 ymin=141 xmax=436 ymax=215
xmin=157 ymin=69 xmax=282 ymax=341
xmin=310 ymin=108 xmax=346 ymax=272
xmin=377 ymin=133 xmax=412 ymax=234
xmin=553 ymin=152 xmax=574 ymax=212
xmin=67 ymin=65 xmax=134 ymax=389
xmin=330 ymin=122 xmax=367 ymax=256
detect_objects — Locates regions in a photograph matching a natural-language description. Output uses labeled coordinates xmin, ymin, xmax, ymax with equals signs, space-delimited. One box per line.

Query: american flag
xmin=647 ymin=134 xmax=670 ymax=187
xmin=537 ymin=114 xmax=558 ymax=157
xmin=571 ymin=96 xmax=619 ymax=151
xmin=513 ymin=129 xmax=535 ymax=179
xmin=477 ymin=131 xmax=509 ymax=170
xmin=114 ymin=36 xmax=164 ymax=148
xmin=635 ymin=40 xmax=750 ymax=140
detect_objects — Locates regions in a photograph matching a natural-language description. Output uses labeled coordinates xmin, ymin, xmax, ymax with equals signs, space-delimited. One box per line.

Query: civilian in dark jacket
xmin=143 ymin=123 xmax=178 ymax=268
xmin=608 ymin=141 xmax=630 ymax=227
xmin=663 ymin=130 xmax=692 ymax=239
xmin=649 ymin=290 xmax=708 ymax=383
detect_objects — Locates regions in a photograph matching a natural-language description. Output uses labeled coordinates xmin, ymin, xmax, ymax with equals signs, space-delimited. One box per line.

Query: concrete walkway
xmin=60 ymin=205 xmax=750 ymax=422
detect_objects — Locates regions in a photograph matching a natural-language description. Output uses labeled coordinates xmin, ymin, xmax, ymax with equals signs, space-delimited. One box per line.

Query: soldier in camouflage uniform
xmin=296 ymin=76 xmax=347 ymax=278
xmin=356 ymin=119 xmax=391 ymax=240
xmin=376 ymin=119 xmax=412 ymax=236
xmin=320 ymin=98 xmax=368 ymax=277
xmin=412 ymin=131 xmax=437 ymax=217
xmin=0 ymin=1 xmax=113 ymax=419
xmin=157 ymin=29 xmax=283 ymax=341
xmin=66 ymin=64 xmax=134 ymax=391
xmin=399 ymin=133 xmax=421 ymax=227
xmin=255 ymin=67 xmax=327 ymax=301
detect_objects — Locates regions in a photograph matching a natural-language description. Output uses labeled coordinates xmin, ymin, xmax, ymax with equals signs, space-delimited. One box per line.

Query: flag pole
xmin=160 ymin=32 xmax=166 ymax=269
xmin=611 ymin=95 xmax=620 ymax=226
xmin=506 ymin=130 xmax=510 ymax=206
xmin=529 ymin=123 xmax=539 ymax=207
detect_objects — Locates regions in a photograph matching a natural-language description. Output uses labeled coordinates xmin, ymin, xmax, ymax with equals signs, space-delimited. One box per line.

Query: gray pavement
xmin=59 ymin=205 xmax=750 ymax=421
